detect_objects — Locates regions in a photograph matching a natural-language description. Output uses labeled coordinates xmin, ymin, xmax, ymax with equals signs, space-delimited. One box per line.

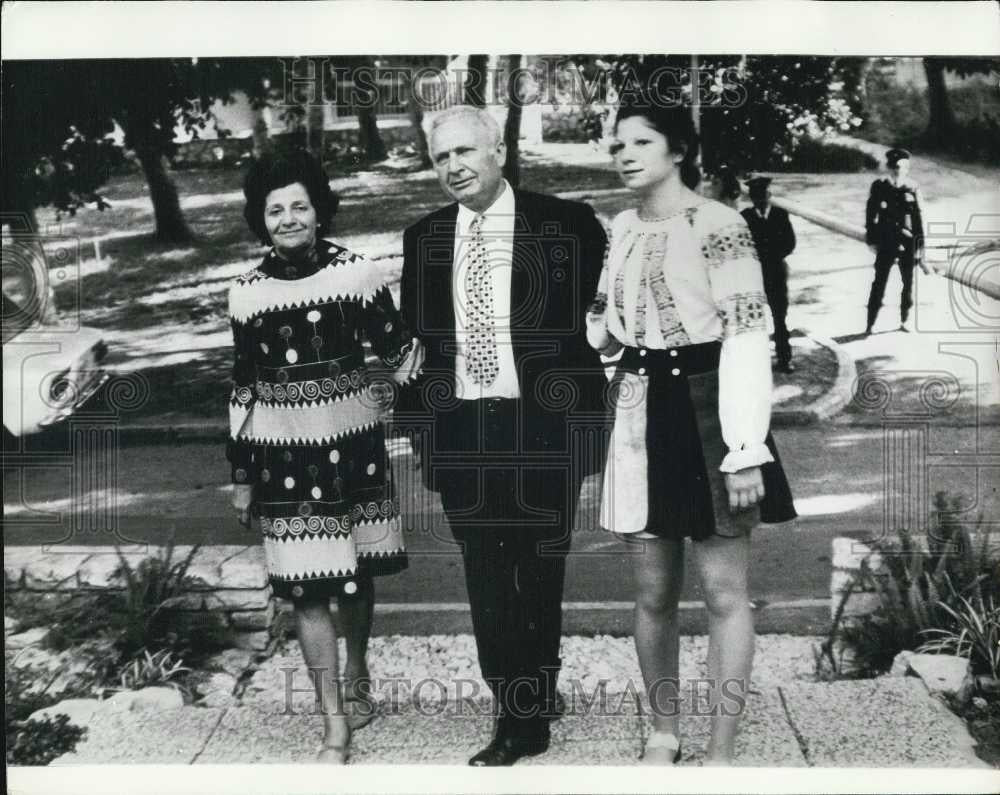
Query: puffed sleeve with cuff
xmin=703 ymin=218 xmax=776 ymax=474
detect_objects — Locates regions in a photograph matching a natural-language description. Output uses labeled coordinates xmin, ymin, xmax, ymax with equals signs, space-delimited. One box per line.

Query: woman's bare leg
xmin=294 ymin=599 xmax=349 ymax=755
xmin=631 ymin=536 xmax=685 ymax=739
xmin=337 ymin=576 xmax=374 ymax=699
xmin=692 ymin=533 xmax=754 ymax=765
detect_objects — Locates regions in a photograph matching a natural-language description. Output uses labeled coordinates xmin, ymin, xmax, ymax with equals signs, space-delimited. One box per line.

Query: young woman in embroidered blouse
xmin=586 ymin=98 xmax=796 ymax=766
xmin=228 ymin=149 xmax=421 ymax=763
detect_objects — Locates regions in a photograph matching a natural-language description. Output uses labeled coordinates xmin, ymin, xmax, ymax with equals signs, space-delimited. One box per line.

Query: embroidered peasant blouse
xmin=587 ymin=202 xmax=776 ymax=473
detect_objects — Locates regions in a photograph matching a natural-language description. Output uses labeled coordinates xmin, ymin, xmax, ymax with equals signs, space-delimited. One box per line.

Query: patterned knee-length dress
xmin=227 ymin=239 xmax=421 ymax=601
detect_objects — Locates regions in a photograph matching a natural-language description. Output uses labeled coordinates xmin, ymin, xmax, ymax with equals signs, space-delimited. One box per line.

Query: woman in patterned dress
xmin=586 ymin=98 xmax=796 ymax=766
xmin=228 ymin=149 xmax=421 ymax=763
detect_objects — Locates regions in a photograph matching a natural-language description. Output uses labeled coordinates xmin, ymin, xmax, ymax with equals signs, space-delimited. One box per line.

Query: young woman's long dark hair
xmin=614 ymin=94 xmax=701 ymax=190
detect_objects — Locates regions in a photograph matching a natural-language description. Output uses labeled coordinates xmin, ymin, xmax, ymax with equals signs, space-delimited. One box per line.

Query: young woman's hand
xmin=232 ymin=483 xmax=255 ymax=527
xmin=724 ymin=467 xmax=765 ymax=513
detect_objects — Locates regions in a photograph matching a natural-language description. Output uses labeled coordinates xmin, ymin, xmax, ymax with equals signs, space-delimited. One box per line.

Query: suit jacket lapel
xmin=425 ymin=206 xmax=457 ymax=353
xmin=510 ymin=191 xmax=533 ymax=338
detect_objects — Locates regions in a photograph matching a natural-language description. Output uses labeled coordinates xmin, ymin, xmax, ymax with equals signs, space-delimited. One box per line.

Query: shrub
xmin=860 ymin=65 xmax=1000 ymax=165
xmin=5 ymin=659 xmax=87 ymax=765
xmin=104 ymin=541 xmax=231 ymax=665
xmin=820 ymin=491 xmax=998 ymax=678
xmin=115 ymin=648 xmax=192 ymax=696
xmin=919 ymin=595 xmax=1000 ymax=680
xmin=772 ymin=137 xmax=879 ymax=173
xmin=7 ymin=715 xmax=87 ymax=766
xmin=7 ymin=541 xmax=231 ymax=693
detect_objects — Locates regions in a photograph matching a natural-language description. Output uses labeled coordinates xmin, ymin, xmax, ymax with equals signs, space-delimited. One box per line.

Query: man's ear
xmin=494 ymin=140 xmax=508 ymax=168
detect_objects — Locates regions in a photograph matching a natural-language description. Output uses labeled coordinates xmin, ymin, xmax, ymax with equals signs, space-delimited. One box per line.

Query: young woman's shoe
xmin=316 ymin=743 xmax=349 ymax=764
xmin=640 ymin=731 xmax=682 ymax=765
xmin=316 ymin=725 xmax=351 ymax=764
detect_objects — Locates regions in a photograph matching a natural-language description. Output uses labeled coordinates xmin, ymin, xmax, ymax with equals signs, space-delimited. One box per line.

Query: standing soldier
xmin=741 ymin=176 xmax=797 ymax=373
xmin=864 ymin=148 xmax=929 ymax=335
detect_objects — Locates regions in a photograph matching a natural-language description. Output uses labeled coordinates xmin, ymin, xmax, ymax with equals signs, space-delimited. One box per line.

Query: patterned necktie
xmin=464 ymin=215 xmax=499 ymax=386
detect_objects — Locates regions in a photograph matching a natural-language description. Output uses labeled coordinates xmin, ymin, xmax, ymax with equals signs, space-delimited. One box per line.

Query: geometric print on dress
xmin=229 ymin=246 xmax=384 ymax=325
xmin=701 ymin=222 xmax=758 ymax=269
xmin=633 ymin=231 xmax=671 ymax=344
xmin=262 ymin=514 xmax=352 ymax=540
xmin=647 ymin=267 xmax=691 ymax=347
xmin=351 ymin=497 xmax=400 ymax=525
xmin=379 ymin=338 xmax=411 ymax=369
xmin=230 ymin=385 xmax=255 ymax=407
xmin=255 ymin=368 xmax=364 ymax=404
xmin=613 ymin=267 xmax=626 ymax=329
xmin=717 ymin=291 xmax=769 ymax=338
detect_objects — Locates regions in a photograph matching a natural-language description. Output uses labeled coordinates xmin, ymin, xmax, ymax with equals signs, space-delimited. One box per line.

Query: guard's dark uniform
xmin=741 ymin=201 xmax=796 ymax=369
xmin=864 ymin=152 xmax=925 ymax=331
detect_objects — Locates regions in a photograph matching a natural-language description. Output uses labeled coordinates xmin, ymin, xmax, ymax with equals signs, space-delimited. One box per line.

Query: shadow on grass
xmin=121 ymin=348 xmax=233 ymax=423
xmin=790 ymin=285 xmax=822 ymax=307
xmin=842 ymin=353 xmax=989 ymax=424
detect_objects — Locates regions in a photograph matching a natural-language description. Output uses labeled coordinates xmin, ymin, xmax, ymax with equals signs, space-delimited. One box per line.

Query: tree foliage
xmin=922 ymin=57 xmax=1000 ymax=147
xmin=561 ymin=55 xmax=864 ymax=177
xmin=2 ymin=59 xmax=218 ymax=239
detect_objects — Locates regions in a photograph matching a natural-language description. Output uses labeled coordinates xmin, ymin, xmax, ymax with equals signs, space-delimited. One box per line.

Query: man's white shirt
xmin=452 ymin=180 xmax=521 ymax=399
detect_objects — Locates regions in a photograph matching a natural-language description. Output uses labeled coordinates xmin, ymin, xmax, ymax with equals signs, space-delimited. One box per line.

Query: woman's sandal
xmin=316 ymin=743 xmax=349 ymax=764
xmin=641 ymin=731 xmax=682 ymax=765
xmin=316 ymin=723 xmax=351 ymax=764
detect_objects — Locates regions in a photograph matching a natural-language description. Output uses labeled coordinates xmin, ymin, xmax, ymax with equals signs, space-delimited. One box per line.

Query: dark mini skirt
xmin=599 ymin=341 xmax=796 ymax=541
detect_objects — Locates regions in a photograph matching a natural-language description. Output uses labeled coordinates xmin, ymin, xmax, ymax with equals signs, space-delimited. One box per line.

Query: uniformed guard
xmin=864 ymin=148 xmax=929 ymax=334
xmin=741 ymin=176 xmax=797 ymax=373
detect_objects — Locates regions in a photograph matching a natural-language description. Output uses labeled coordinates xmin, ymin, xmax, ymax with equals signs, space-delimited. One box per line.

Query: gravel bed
xmin=239 ymin=634 xmax=822 ymax=712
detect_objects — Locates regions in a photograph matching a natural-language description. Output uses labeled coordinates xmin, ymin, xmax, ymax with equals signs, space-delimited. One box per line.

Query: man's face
xmin=889 ymin=158 xmax=910 ymax=181
xmin=430 ymin=117 xmax=506 ymax=212
xmin=751 ymin=187 xmax=771 ymax=212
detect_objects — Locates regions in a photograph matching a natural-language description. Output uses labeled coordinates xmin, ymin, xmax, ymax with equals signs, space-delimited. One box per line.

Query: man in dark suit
xmin=396 ymin=105 xmax=607 ymax=766
xmin=741 ymin=176 xmax=797 ymax=373
xmin=864 ymin=147 xmax=929 ymax=334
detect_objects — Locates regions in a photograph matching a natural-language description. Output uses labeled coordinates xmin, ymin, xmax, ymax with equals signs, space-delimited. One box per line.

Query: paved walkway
xmin=50 ymin=635 xmax=986 ymax=768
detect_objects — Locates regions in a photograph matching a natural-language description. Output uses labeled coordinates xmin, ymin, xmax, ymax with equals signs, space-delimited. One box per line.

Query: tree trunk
xmin=357 ymin=102 xmax=388 ymax=163
xmin=923 ymin=58 xmax=956 ymax=148
xmin=306 ymin=103 xmax=326 ymax=162
xmin=465 ymin=55 xmax=489 ymax=107
xmin=135 ymin=145 xmax=192 ymax=243
xmin=406 ymin=77 xmax=432 ymax=169
xmin=502 ymin=55 xmax=523 ymax=188
xmin=251 ymin=106 xmax=272 ymax=159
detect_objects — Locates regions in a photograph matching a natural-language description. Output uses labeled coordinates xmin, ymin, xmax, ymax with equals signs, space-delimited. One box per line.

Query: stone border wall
xmin=4 ymin=545 xmax=275 ymax=651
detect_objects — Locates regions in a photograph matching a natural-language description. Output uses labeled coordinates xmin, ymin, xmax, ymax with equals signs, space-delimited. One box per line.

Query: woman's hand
xmin=724 ymin=466 xmax=765 ymax=513
xmin=586 ymin=310 xmax=622 ymax=358
xmin=232 ymin=484 xmax=255 ymax=528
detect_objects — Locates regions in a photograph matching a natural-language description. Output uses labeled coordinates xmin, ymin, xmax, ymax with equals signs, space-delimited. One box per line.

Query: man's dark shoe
xmin=540 ymin=691 xmax=566 ymax=721
xmin=468 ymin=736 xmax=550 ymax=767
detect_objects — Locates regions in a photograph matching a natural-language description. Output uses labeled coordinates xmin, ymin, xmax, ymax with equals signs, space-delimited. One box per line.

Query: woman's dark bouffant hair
xmin=614 ymin=93 xmax=702 ymax=190
xmin=243 ymin=148 xmax=340 ymax=245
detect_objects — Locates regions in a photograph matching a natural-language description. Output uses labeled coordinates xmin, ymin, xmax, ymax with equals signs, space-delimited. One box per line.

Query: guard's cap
xmin=886 ymin=148 xmax=911 ymax=167
xmin=746 ymin=176 xmax=772 ymax=192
